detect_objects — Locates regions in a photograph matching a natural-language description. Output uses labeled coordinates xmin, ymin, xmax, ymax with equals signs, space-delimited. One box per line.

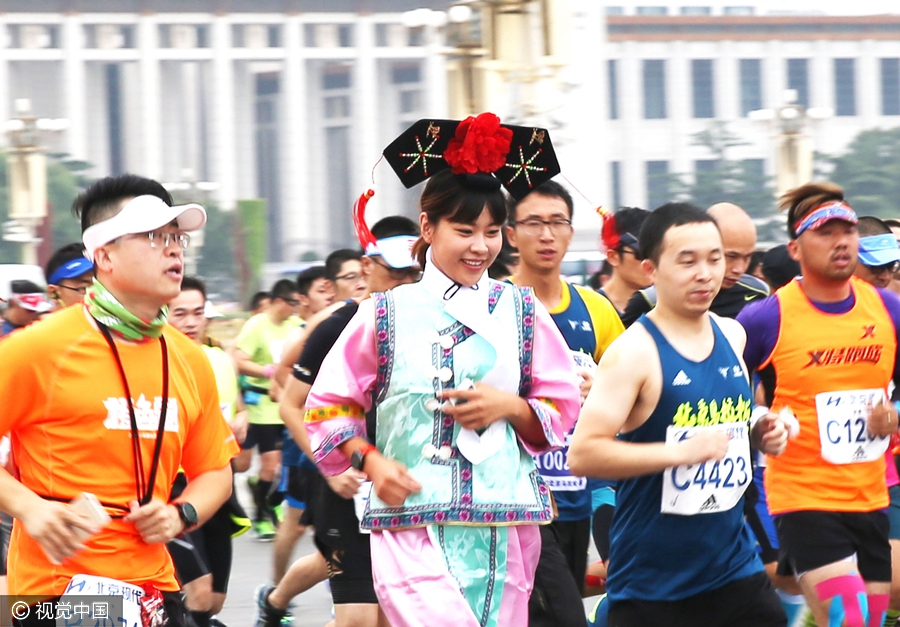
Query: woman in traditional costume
xmin=304 ymin=113 xmax=581 ymax=627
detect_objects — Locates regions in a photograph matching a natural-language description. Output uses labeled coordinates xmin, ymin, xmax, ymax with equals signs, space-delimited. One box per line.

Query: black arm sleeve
xmin=293 ymin=303 xmax=359 ymax=385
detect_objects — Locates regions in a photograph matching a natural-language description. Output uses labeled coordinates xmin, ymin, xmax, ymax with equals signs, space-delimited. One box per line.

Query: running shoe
xmin=272 ymin=503 xmax=285 ymax=525
xmin=253 ymin=520 xmax=276 ymax=541
xmin=253 ymin=584 xmax=286 ymax=627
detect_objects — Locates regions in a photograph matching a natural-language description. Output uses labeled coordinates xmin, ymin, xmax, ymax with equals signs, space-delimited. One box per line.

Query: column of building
xmin=138 ymin=15 xmax=162 ymax=181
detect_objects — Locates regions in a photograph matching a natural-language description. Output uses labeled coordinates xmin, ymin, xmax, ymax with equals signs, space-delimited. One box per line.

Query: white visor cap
xmin=82 ymin=195 xmax=207 ymax=261
xmin=366 ymin=235 xmax=419 ymax=269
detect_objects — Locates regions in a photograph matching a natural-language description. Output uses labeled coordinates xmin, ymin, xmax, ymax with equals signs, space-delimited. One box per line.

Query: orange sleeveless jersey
xmin=763 ymin=277 xmax=895 ymax=515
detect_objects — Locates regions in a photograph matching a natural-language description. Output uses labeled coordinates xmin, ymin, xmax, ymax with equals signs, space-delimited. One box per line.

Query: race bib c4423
xmin=661 ymin=422 xmax=751 ymax=516
xmin=816 ymin=388 xmax=890 ymax=465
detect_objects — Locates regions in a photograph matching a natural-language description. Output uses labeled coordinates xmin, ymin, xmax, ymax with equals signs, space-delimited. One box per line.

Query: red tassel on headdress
xmin=353 ymin=188 xmax=378 ymax=251
xmin=597 ymin=205 xmax=620 ymax=253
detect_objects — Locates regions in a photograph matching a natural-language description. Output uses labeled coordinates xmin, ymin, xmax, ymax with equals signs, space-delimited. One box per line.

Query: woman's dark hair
xmin=411 ymin=170 xmax=509 ymax=267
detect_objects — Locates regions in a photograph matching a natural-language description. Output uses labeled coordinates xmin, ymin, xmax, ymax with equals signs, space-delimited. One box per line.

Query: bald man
xmin=621 ymin=202 xmax=770 ymax=326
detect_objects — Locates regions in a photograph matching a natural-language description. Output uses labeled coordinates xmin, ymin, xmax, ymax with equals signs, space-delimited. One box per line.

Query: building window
xmin=787 ymin=59 xmax=809 ymax=108
xmin=611 ymin=162 xmax=622 ymax=209
xmin=646 ymin=161 xmax=670 ymax=209
xmin=834 ymin=58 xmax=856 ymax=117
xmin=636 ymin=6 xmax=668 ymax=15
xmin=606 ymin=6 xmax=625 ymax=15
xmin=882 ymin=58 xmax=900 ymax=116
xmin=695 ymin=159 xmax=718 ymax=173
xmin=739 ymin=59 xmax=762 ymax=116
xmin=724 ymin=6 xmax=754 ymax=15
xmin=643 ymin=60 xmax=667 ymax=119
xmin=680 ymin=7 xmax=712 ymax=15
xmin=692 ymin=59 xmax=715 ymax=118
xmin=608 ymin=60 xmax=619 ymax=120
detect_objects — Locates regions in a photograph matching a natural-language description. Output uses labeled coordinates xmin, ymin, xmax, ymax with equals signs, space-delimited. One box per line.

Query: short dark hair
xmin=72 ymin=174 xmax=173 ymax=233
xmin=370 ymin=216 xmax=419 ymax=240
xmin=180 ymin=276 xmax=207 ymax=300
xmin=613 ymin=207 xmax=651 ymax=251
xmin=271 ymin=279 xmax=298 ymax=301
xmin=249 ymin=291 xmax=270 ymax=311
xmin=45 ymin=243 xmax=89 ymax=284
xmin=639 ymin=202 xmax=719 ymax=264
xmin=512 ymin=180 xmax=574 ymax=222
xmin=884 ymin=218 xmax=900 ymax=230
xmin=857 ymin=216 xmax=891 ymax=238
xmin=325 ymin=249 xmax=363 ymax=281
xmin=296 ymin=266 xmax=328 ymax=295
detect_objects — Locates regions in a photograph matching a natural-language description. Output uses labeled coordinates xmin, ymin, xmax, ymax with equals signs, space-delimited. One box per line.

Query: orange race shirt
xmin=762 ymin=277 xmax=895 ymax=515
xmin=0 ymin=306 xmax=240 ymax=597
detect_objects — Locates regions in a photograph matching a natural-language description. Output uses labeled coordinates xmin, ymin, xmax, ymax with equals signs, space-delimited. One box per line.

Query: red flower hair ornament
xmin=443 ymin=113 xmax=513 ymax=175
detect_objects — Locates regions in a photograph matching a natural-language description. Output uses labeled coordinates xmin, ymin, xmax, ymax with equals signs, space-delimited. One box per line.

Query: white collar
xmin=419 ymin=249 xmax=491 ymax=305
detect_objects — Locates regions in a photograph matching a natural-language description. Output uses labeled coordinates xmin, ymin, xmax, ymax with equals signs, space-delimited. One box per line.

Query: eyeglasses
xmin=57 ymin=284 xmax=89 ymax=296
xmin=618 ymin=248 xmax=641 ymax=258
xmin=370 ymin=256 xmax=423 ymax=281
xmin=120 ymin=230 xmax=190 ymax=250
xmin=334 ymin=272 xmax=362 ymax=283
xmin=282 ymin=298 xmax=301 ymax=306
xmin=512 ymin=218 xmax=573 ymax=237
xmin=870 ymin=261 xmax=900 ymax=274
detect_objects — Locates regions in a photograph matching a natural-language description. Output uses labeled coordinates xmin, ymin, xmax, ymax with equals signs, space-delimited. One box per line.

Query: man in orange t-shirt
xmin=0 ymin=175 xmax=238 ymax=623
xmin=739 ymin=183 xmax=900 ymax=627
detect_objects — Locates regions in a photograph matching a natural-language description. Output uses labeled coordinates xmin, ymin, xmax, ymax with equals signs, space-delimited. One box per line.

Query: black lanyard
xmin=96 ymin=322 xmax=169 ymax=506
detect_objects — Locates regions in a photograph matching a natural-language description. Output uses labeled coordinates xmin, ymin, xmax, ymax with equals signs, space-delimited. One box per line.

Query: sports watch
xmin=350 ymin=443 xmax=378 ymax=472
xmin=173 ymin=501 xmax=199 ymax=532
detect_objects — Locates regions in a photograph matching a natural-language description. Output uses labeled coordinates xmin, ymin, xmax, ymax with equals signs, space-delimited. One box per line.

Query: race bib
xmin=661 ymin=423 xmax=751 ymax=516
xmin=816 ymin=388 xmax=890 ymax=464
xmin=353 ymin=481 xmax=372 ymax=535
xmin=63 ymin=574 xmax=143 ymax=627
xmin=533 ymin=432 xmax=587 ymax=492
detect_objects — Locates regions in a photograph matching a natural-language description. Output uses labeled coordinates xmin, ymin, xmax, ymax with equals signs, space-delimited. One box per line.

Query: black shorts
xmin=285 ymin=464 xmax=315 ymax=507
xmin=592 ymin=504 xmax=615 ymax=563
xmin=314 ymin=535 xmax=377 ymax=605
xmin=243 ymin=423 xmax=284 ymax=454
xmin=528 ymin=523 xmax=588 ymax=627
xmin=168 ymin=505 xmax=234 ymax=593
xmin=775 ymin=510 xmax=891 ymax=581
xmin=609 ymin=571 xmax=785 ymax=627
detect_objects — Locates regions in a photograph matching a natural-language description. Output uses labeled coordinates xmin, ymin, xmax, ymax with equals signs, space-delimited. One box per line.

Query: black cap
xmin=382 ymin=114 xmax=561 ymax=201
xmin=762 ymin=244 xmax=800 ymax=291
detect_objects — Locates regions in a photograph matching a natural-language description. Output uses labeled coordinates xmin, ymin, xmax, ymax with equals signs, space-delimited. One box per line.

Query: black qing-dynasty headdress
xmin=354 ymin=112 xmax=562 ymax=250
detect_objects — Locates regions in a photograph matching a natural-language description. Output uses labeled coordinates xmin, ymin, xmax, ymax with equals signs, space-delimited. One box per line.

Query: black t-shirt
xmin=293 ymin=301 xmax=368 ymax=551
xmin=620 ymin=274 xmax=769 ymax=327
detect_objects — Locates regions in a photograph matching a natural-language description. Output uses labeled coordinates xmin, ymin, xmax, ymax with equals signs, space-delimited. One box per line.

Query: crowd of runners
xmin=1 ymin=112 xmax=899 ymax=627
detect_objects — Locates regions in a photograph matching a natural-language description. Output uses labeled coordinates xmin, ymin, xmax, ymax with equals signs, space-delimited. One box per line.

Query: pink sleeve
xmin=304 ymin=299 xmax=378 ymax=475
xmin=519 ymin=296 xmax=582 ymax=456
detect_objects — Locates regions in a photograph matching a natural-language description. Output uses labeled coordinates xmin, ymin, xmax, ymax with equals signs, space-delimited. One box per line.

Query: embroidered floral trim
xmin=373 ymin=292 xmax=396 ymax=404
xmin=362 ymin=470 xmax=553 ymax=530
xmin=517 ymin=287 xmax=535 ymax=396
xmin=305 ymin=404 xmax=365 ymax=423
xmin=528 ymin=398 xmax=565 ymax=449
xmin=313 ymin=425 xmax=366 ymax=464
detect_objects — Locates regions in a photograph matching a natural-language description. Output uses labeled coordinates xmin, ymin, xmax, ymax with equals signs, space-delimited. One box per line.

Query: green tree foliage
xmin=195 ymin=202 xmax=238 ymax=301
xmin=237 ymin=199 xmax=267 ymax=303
xmin=825 ymin=127 xmax=900 ymax=219
xmin=0 ymin=155 xmax=85 ymax=264
xmin=668 ymin=122 xmax=777 ymax=218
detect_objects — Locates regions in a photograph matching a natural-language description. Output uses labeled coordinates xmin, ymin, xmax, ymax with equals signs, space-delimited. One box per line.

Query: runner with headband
xmin=738 ymin=183 xmax=900 ymax=627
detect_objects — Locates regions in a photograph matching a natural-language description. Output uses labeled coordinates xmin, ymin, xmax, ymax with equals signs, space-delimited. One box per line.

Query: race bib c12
xmin=816 ymin=388 xmax=890 ymax=465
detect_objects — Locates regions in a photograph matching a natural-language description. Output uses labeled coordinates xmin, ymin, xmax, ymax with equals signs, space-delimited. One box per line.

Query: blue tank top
xmin=536 ymin=282 xmax=595 ymax=520
xmin=607 ymin=314 xmax=762 ymax=602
